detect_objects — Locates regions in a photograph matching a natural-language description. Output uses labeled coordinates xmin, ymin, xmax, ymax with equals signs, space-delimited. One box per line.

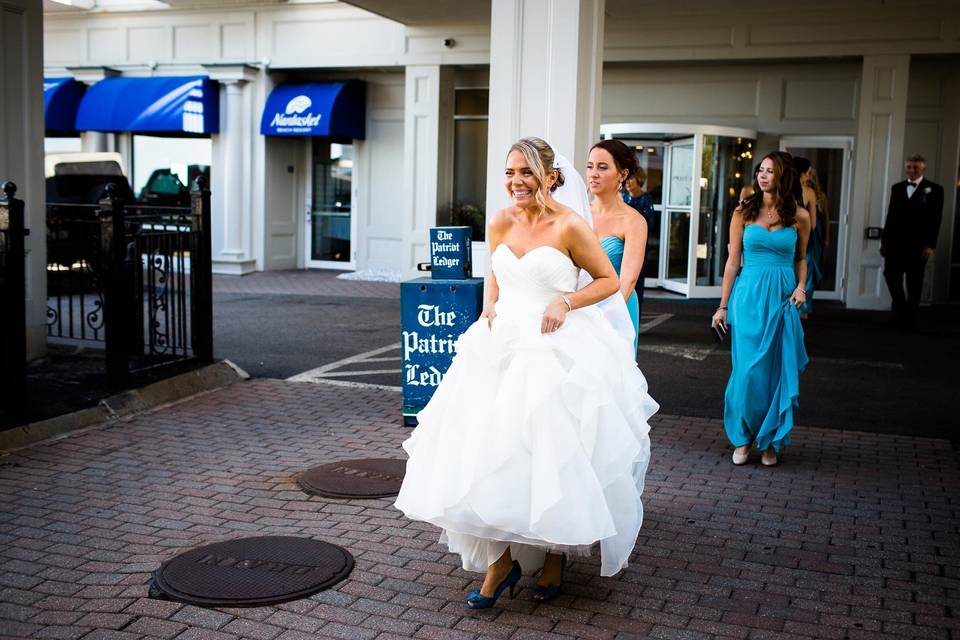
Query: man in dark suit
xmin=881 ymin=154 xmax=944 ymax=329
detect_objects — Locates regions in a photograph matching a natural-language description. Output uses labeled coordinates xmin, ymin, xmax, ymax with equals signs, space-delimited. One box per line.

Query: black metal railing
xmin=47 ymin=203 xmax=107 ymax=342
xmin=46 ymin=178 xmax=213 ymax=387
xmin=1 ymin=182 xmax=28 ymax=423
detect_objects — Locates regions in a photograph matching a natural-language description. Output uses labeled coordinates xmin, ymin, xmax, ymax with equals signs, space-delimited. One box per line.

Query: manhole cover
xmin=297 ymin=458 xmax=406 ymax=499
xmin=150 ymin=536 xmax=353 ymax=607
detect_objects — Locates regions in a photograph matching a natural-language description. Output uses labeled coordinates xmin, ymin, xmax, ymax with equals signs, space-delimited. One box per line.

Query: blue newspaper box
xmin=429 ymin=226 xmax=472 ymax=279
xmin=401 ymin=277 xmax=483 ymax=426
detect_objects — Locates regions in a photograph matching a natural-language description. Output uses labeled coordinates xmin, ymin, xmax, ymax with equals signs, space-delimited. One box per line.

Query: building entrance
xmin=602 ymin=124 xmax=757 ymax=298
xmin=305 ymin=140 xmax=355 ymax=269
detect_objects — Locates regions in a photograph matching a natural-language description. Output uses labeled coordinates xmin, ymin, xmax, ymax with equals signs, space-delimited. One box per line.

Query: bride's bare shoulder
xmin=488 ymin=207 xmax=516 ymax=231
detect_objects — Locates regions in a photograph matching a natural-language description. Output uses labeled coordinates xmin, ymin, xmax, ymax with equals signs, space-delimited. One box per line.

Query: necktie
xmin=908 ymin=181 xmax=918 ymax=187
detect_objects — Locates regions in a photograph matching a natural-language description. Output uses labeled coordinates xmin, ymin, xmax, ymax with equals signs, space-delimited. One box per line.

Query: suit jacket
xmin=881 ymin=178 xmax=944 ymax=259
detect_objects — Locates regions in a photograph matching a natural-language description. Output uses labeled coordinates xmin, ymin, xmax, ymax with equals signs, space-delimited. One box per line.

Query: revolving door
xmin=600 ymin=124 xmax=757 ymax=298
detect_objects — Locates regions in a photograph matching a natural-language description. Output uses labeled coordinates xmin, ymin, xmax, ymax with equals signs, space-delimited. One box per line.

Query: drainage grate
xmin=150 ymin=536 xmax=353 ymax=607
xmin=296 ymin=458 xmax=406 ymax=499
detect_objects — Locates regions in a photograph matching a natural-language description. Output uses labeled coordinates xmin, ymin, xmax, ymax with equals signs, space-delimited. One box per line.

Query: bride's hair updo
xmin=508 ymin=137 xmax=565 ymax=213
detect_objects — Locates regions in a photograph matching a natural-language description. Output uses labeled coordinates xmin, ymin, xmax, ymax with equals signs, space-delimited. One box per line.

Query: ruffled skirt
xmin=394 ymin=304 xmax=657 ymax=577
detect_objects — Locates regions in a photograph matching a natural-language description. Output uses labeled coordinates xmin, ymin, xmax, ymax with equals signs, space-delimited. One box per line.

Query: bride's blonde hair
xmin=507 ymin=137 xmax=566 ymax=213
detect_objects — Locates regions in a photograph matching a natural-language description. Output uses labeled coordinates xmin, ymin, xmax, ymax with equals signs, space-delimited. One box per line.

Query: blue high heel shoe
xmin=532 ymin=553 xmax=566 ymax=603
xmin=465 ymin=560 xmax=521 ymax=610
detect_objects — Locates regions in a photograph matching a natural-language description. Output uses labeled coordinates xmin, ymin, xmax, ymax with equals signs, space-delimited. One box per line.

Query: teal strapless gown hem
xmin=600 ymin=236 xmax=639 ymax=351
xmin=724 ymin=225 xmax=808 ymax=452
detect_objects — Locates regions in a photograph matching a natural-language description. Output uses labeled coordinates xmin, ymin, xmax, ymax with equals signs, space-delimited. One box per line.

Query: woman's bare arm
xmin=619 ymin=211 xmax=647 ymax=301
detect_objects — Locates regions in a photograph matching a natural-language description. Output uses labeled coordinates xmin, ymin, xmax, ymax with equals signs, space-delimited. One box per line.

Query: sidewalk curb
xmin=0 ymin=360 xmax=249 ymax=452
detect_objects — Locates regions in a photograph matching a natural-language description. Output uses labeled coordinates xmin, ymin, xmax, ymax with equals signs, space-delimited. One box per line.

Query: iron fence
xmin=46 ymin=179 xmax=213 ymax=387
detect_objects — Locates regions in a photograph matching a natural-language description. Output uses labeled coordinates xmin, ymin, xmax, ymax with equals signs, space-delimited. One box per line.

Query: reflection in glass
xmin=667 ymin=211 xmax=690 ymax=282
xmin=785 ymin=146 xmax=844 ymax=291
xmin=311 ymin=141 xmax=352 ymax=262
xmin=668 ymin=144 xmax=694 ymax=207
xmin=697 ymin=135 xmax=754 ymax=286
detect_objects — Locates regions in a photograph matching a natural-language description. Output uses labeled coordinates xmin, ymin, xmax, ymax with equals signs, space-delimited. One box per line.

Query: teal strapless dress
xmin=724 ymin=225 xmax=808 ymax=452
xmin=600 ymin=236 xmax=639 ymax=351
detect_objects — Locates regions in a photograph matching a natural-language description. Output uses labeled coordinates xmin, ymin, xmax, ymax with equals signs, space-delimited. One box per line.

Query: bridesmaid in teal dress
xmin=712 ymin=152 xmax=811 ymax=467
xmin=793 ymin=157 xmax=827 ymax=317
xmin=586 ymin=140 xmax=648 ymax=351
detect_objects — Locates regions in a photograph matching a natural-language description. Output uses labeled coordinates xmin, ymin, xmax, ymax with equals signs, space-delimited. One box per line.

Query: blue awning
xmin=76 ymin=76 xmax=219 ymax=134
xmin=44 ymin=77 xmax=86 ymax=132
xmin=260 ymin=81 xmax=365 ymax=138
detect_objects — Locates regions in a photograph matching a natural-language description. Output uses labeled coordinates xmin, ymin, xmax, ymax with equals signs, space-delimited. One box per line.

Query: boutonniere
xmin=924 ymin=186 xmax=932 ymax=194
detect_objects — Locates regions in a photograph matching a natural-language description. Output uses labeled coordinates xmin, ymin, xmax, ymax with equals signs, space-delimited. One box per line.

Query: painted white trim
xmin=602 ymin=122 xmax=758 ymax=140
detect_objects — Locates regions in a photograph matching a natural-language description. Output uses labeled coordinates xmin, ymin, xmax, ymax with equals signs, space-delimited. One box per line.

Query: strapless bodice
xmin=742 ymin=225 xmax=797 ymax=269
xmin=600 ymin=236 xmax=625 ymax=275
xmin=491 ymin=244 xmax=578 ymax=314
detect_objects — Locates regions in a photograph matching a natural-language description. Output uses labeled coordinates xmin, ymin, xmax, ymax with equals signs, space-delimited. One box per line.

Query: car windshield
xmin=55 ymin=161 xmax=124 ymax=176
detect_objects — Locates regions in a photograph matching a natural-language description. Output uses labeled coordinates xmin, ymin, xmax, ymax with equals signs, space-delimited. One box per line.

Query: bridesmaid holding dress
xmin=586 ymin=139 xmax=647 ymax=350
xmin=711 ymin=151 xmax=811 ymax=467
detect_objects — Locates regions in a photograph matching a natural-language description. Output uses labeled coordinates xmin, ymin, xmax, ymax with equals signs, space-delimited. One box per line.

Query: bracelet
xmin=795 ymin=286 xmax=807 ymax=294
xmin=561 ymin=295 xmax=573 ymax=312
xmin=718 ymin=306 xmax=727 ymax=310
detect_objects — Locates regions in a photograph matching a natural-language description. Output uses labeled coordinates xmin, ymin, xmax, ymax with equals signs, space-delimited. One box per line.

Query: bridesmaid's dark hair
xmin=590 ymin=139 xmax=640 ymax=187
xmin=741 ymin=151 xmax=799 ymax=228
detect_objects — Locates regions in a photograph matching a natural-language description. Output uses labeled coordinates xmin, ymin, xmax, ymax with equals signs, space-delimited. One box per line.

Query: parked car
xmin=45 ymin=152 xmax=136 ymax=268
xmin=138 ymin=165 xmax=210 ymax=208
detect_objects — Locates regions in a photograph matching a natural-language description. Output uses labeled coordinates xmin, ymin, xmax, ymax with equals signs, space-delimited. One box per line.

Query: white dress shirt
xmin=906 ymin=176 xmax=924 ymax=199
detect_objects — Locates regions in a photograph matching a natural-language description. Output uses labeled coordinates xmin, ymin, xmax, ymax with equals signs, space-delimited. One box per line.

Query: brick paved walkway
xmin=213 ymin=271 xmax=400 ymax=299
xmin=1 ymin=379 xmax=958 ymax=640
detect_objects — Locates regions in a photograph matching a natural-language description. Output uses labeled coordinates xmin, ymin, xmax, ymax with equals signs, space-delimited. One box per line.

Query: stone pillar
xmin=400 ymin=65 xmax=455 ymax=279
xmin=205 ymin=65 xmax=258 ymax=275
xmin=484 ymin=0 xmax=605 ymax=218
xmin=1 ymin=0 xmax=45 ymax=360
xmin=68 ymin=66 xmax=120 ymax=155
xmin=846 ymin=55 xmax=910 ymax=310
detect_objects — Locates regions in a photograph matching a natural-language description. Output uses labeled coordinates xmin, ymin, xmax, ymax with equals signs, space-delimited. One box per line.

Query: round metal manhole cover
xmin=151 ymin=536 xmax=353 ymax=607
xmin=297 ymin=458 xmax=406 ymax=499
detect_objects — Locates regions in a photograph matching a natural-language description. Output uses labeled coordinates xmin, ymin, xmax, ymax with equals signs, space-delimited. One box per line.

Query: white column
xmin=1 ymin=0 xmax=45 ymax=360
xmin=68 ymin=66 xmax=120 ymax=155
xmin=484 ymin=0 xmax=605 ymax=219
xmin=400 ymin=65 xmax=454 ymax=279
xmin=845 ymin=55 xmax=910 ymax=310
xmin=205 ymin=65 xmax=258 ymax=275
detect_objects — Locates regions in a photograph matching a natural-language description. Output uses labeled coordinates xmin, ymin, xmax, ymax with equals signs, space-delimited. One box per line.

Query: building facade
xmin=39 ymin=0 xmax=960 ymax=320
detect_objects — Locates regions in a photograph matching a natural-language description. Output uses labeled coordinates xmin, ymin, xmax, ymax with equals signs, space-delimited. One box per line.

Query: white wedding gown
xmin=394 ymin=243 xmax=658 ymax=577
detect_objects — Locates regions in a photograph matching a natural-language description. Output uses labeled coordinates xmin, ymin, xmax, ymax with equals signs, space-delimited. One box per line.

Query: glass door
xmin=601 ymin=124 xmax=758 ymax=298
xmin=688 ymin=135 xmax=756 ymax=298
xmin=661 ymin=138 xmax=695 ymax=295
xmin=305 ymin=139 xmax=355 ymax=270
xmin=780 ymin=137 xmax=852 ymax=299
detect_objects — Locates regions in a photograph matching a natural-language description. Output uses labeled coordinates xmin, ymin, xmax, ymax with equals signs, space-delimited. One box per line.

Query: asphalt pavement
xmin=211 ymin=272 xmax=959 ymax=443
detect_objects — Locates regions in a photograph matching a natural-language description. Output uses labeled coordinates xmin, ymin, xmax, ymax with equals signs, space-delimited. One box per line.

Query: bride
xmin=394 ymin=137 xmax=657 ymax=609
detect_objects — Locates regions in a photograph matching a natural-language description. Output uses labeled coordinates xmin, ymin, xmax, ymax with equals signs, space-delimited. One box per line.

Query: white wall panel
xmin=605 ymin=80 xmax=758 ymax=119
xmin=782 ymin=79 xmax=858 ymax=121
xmin=44 ymin=28 xmax=82 ymax=64
xmin=88 ymin=27 xmax=124 ymax=63
xmin=128 ymin=26 xmax=169 ymax=62
xmin=175 ymin=24 xmax=215 ymax=61
xmin=220 ymin=23 xmax=248 ymax=60
xmin=606 ymin=25 xmax=734 ymax=51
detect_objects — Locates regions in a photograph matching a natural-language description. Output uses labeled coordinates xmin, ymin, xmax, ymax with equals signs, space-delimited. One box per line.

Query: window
xmin=132 ymin=135 xmax=212 ymax=205
xmin=452 ymin=88 xmax=488 ymax=240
